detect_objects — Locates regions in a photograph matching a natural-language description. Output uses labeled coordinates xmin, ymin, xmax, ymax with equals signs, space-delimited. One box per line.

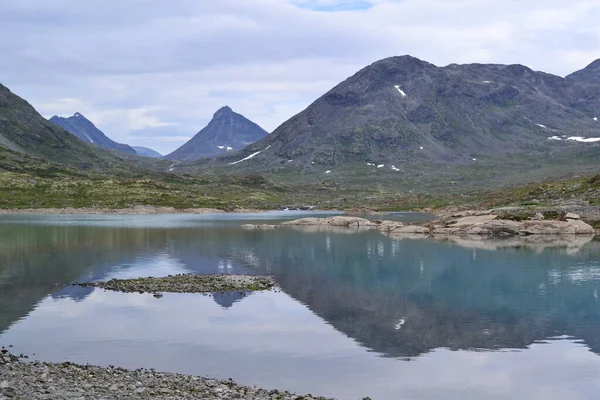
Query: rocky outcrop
xmin=379 ymin=213 xmax=594 ymax=237
xmin=256 ymin=212 xmax=595 ymax=238
xmin=281 ymin=216 xmax=376 ymax=227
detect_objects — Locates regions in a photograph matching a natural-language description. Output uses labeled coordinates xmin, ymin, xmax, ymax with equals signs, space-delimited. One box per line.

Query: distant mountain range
xmin=211 ymin=56 xmax=600 ymax=175
xmin=50 ymin=113 xmax=136 ymax=155
xmin=0 ymin=84 xmax=130 ymax=169
xmin=133 ymin=146 xmax=162 ymax=158
xmin=165 ymin=106 xmax=268 ymax=161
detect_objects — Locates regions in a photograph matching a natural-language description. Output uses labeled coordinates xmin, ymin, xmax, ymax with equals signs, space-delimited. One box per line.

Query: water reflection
xmin=2 ymin=214 xmax=600 ymax=399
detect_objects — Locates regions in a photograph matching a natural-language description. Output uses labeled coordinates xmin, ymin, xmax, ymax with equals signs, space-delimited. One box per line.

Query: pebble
xmin=0 ymin=351 xmax=332 ymax=399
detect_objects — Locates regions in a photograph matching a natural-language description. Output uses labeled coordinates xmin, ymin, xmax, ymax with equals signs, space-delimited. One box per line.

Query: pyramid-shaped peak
xmin=213 ymin=105 xmax=233 ymax=118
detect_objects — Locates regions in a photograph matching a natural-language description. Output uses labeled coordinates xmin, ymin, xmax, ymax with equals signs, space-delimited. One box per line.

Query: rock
xmin=240 ymin=224 xmax=279 ymax=229
xmin=0 ymin=381 xmax=9 ymax=389
xmin=532 ymin=213 xmax=545 ymax=220
xmin=376 ymin=220 xmax=404 ymax=232
xmin=390 ymin=225 xmax=430 ymax=234
xmin=565 ymin=212 xmax=581 ymax=220
xmin=282 ymin=216 xmax=376 ymax=227
xmin=447 ymin=215 xmax=498 ymax=227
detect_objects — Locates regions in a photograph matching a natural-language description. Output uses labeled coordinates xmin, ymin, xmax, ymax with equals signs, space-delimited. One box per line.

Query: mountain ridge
xmin=49 ymin=113 xmax=136 ymax=155
xmin=202 ymin=55 xmax=600 ymax=174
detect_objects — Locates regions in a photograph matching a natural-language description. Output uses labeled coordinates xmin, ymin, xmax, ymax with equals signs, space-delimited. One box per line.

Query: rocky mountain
xmin=0 ymin=84 xmax=129 ymax=168
xmin=49 ymin=113 xmax=136 ymax=155
xmin=212 ymin=56 xmax=600 ymax=175
xmin=165 ymin=106 xmax=268 ymax=161
xmin=133 ymin=146 xmax=162 ymax=158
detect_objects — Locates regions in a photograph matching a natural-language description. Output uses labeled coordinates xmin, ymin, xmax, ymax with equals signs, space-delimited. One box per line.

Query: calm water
xmin=1 ymin=212 xmax=600 ymax=400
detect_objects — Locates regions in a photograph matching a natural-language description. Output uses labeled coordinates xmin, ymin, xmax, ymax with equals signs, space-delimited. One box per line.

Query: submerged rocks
xmin=75 ymin=274 xmax=275 ymax=295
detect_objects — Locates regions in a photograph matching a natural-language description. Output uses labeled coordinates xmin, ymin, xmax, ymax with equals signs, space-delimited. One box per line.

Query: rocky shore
xmin=0 ymin=350 xmax=330 ymax=400
xmin=75 ymin=274 xmax=275 ymax=296
xmin=243 ymin=213 xmax=596 ymax=237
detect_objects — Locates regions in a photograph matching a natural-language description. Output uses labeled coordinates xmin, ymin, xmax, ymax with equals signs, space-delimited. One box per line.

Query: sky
xmin=0 ymin=0 xmax=599 ymax=155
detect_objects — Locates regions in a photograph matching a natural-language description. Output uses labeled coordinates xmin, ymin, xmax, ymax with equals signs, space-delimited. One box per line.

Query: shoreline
xmin=0 ymin=350 xmax=331 ymax=400
xmin=0 ymin=206 xmax=268 ymax=215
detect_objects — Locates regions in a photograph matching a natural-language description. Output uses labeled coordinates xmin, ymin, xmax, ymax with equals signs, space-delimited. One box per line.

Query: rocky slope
xmin=50 ymin=112 xmax=136 ymax=155
xmin=0 ymin=84 xmax=132 ymax=169
xmin=133 ymin=146 xmax=162 ymax=158
xmin=166 ymin=106 xmax=268 ymax=161
xmin=208 ymin=55 xmax=600 ymax=175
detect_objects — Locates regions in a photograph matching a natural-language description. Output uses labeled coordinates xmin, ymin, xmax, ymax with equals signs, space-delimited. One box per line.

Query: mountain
xmin=565 ymin=59 xmax=600 ymax=120
xmin=165 ymin=106 xmax=268 ymax=161
xmin=211 ymin=56 xmax=600 ymax=174
xmin=0 ymin=84 xmax=130 ymax=168
xmin=133 ymin=146 xmax=162 ymax=158
xmin=49 ymin=113 xmax=136 ymax=155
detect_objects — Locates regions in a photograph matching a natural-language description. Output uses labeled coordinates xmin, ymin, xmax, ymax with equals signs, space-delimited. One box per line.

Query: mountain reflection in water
xmin=1 ymin=213 xmax=600 ymax=399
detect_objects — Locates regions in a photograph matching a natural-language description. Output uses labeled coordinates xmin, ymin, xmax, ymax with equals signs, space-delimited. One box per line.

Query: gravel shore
xmin=0 ymin=350 xmax=331 ymax=400
xmin=75 ymin=274 xmax=276 ymax=296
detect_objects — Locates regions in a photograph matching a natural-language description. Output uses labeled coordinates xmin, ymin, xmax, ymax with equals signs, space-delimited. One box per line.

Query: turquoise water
xmin=1 ymin=212 xmax=600 ymax=399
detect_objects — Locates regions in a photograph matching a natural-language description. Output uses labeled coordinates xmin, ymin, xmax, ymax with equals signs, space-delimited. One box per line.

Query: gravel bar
xmin=0 ymin=350 xmax=332 ymax=399
xmin=74 ymin=274 xmax=275 ymax=296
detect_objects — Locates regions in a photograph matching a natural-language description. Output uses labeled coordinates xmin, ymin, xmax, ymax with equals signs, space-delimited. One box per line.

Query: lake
xmin=1 ymin=211 xmax=600 ymax=400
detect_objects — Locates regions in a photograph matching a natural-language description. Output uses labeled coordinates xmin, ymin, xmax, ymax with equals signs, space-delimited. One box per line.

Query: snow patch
xmin=419 ymin=146 xmax=424 ymax=150
xmin=548 ymin=136 xmax=600 ymax=143
xmin=594 ymin=117 xmax=598 ymax=121
xmin=472 ymin=158 xmax=477 ymax=161
xmin=325 ymin=170 xmax=331 ymax=174
xmin=391 ymin=165 xmax=400 ymax=171
xmin=226 ymin=147 xmax=233 ymax=151
xmin=265 ymin=145 xmax=272 ymax=150
xmin=229 ymin=151 xmax=261 ymax=165
xmin=288 ymin=160 xmax=293 ymax=163
xmin=482 ymin=81 xmax=492 ymax=84
xmin=218 ymin=145 xmax=225 ymax=149
xmin=394 ymin=318 xmax=406 ymax=330
xmin=567 ymin=136 xmax=600 ymax=143
xmin=377 ymin=164 xmax=385 ymax=168
xmin=394 ymin=85 xmax=407 ymax=97
xmin=536 ymin=124 xmax=547 ymax=129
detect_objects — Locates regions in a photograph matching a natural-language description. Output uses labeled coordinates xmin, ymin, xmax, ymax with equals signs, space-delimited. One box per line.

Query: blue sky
xmin=0 ymin=0 xmax=598 ymax=155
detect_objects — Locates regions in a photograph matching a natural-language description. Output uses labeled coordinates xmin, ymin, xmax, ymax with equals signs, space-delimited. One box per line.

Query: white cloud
xmin=0 ymin=0 xmax=599 ymax=154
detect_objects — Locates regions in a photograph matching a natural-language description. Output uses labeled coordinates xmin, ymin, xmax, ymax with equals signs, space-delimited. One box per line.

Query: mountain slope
xmin=133 ymin=146 xmax=162 ymax=158
xmin=0 ymin=84 xmax=134 ymax=168
xmin=565 ymin=59 xmax=600 ymax=120
xmin=210 ymin=56 xmax=600 ymax=173
xmin=49 ymin=113 xmax=136 ymax=155
xmin=165 ymin=106 xmax=268 ymax=161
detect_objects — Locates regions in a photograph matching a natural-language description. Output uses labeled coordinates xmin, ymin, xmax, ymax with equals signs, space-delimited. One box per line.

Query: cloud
xmin=0 ymin=0 xmax=599 ymax=154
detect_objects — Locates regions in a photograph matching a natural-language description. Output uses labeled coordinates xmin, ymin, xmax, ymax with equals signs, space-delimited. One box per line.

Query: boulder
xmin=390 ymin=225 xmax=430 ymax=234
xmin=565 ymin=212 xmax=581 ymax=220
